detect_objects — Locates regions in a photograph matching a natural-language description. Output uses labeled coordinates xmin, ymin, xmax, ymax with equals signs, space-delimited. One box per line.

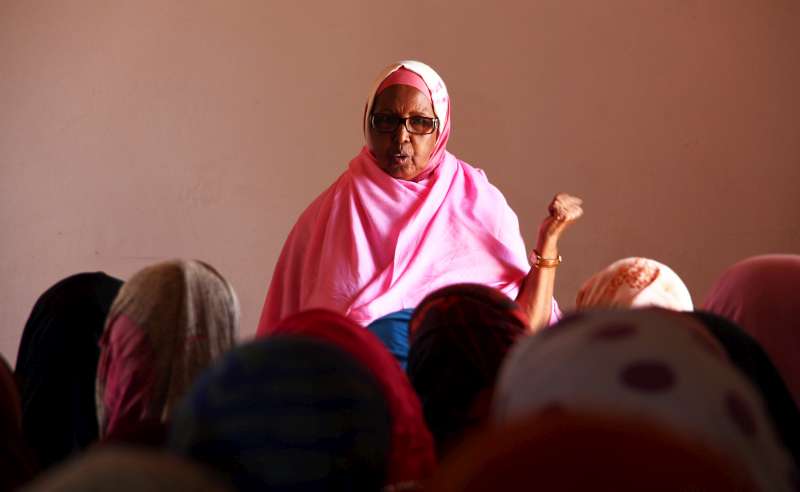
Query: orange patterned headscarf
xmin=577 ymin=257 xmax=693 ymax=311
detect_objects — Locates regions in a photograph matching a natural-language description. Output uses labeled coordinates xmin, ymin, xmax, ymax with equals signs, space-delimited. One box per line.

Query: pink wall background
xmin=2 ymin=0 xmax=799 ymax=363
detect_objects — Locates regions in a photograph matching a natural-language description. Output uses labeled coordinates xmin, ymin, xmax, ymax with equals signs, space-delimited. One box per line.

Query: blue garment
xmin=367 ymin=309 xmax=413 ymax=369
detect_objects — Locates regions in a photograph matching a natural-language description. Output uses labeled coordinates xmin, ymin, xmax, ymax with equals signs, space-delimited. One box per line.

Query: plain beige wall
xmin=2 ymin=0 xmax=799 ymax=363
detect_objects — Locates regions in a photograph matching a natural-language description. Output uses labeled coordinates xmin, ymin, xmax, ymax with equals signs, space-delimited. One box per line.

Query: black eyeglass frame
xmin=369 ymin=113 xmax=439 ymax=135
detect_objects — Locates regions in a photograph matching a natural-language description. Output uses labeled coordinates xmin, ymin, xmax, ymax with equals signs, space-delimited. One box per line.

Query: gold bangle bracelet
xmin=530 ymin=249 xmax=562 ymax=268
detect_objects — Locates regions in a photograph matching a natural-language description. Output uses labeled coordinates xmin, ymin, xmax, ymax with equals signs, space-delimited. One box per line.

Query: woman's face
xmin=367 ymin=85 xmax=438 ymax=180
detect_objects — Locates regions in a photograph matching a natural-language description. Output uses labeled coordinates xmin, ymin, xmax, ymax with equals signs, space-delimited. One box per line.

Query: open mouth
xmin=390 ymin=153 xmax=410 ymax=165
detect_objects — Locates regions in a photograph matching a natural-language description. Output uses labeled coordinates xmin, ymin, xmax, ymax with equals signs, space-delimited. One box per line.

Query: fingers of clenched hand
xmin=548 ymin=193 xmax=584 ymax=222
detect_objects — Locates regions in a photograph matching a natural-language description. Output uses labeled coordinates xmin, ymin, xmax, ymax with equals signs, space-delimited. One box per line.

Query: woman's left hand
xmin=537 ymin=193 xmax=584 ymax=251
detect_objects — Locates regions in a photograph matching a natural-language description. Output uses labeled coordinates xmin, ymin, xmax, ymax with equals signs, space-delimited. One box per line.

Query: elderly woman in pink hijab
xmin=704 ymin=255 xmax=800 ymax=408
xmin=257 ymin=60 xmax=583 ymax=334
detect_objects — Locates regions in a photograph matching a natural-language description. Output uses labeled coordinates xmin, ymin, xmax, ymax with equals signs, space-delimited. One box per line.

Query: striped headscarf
xmin=269 ymin=309 xmax=436 ymax=489
xmin=169 ymin=336 xmax=393 ymax=492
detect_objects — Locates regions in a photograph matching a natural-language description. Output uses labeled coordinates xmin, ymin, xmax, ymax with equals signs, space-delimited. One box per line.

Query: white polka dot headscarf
xmin=493 ymin=309 xmax=796 ymax=492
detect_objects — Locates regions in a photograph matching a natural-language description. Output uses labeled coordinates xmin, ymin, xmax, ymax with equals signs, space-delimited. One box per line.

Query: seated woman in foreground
xmin=258 ymin=60 xmax=582 ymax=334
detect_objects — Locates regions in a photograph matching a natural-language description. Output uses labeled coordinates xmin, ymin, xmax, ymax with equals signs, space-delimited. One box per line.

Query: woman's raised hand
xmin=537 ymin=193 xmax=584 ymax=252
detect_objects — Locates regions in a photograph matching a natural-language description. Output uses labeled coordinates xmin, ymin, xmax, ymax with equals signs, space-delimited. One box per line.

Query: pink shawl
xmin=258 ymin=60 xmax=543 ymax=333
xmin=703 ymin=254 xmax=800 ymax=408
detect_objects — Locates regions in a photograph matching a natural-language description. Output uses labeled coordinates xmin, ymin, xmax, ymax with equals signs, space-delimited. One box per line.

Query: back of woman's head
xmin=15 ymin=272 xmax=122 ymax=469
xmin=21 ymin=447 xmax=232 ymax=492
xmin=428 ymin=410 xmax=757 ymax=492
xmin=169 ymin=336 xmax=393 ymax=492
xmin=576 ymin=257 xmax=693 ymax=311
xmin=407 ymin=283 xmax=528 ymax=456
xmin=269 ymin=308 xmax=436 ymax=488
xmin=2 ymin=355 xmax=37 ymax=490
xmin=691 ymin=310 xmax=800 ymax=466
xmin=96 ymin=260 xmax=238 ymax=441
xmin=493 ymin=308 xmax=796 ymax=491
xmin=703 ymin=254 xmax=800 ymax=408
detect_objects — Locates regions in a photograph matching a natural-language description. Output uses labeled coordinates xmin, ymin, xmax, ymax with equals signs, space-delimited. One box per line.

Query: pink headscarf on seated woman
xmin=703 ymin=254 xmax=800 ymax=408
xmin=96 ymin=260 xmax=238 ymax=443
xmin=363 ymin=62 xmax=451 ymax=182
xmin=576 ymin=257 xmax=694 ymax=311
xmin=258 ymin=60 xmax=557 ymax=332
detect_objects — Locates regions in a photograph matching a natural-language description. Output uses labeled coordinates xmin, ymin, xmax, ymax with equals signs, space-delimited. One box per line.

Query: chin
xmin=383 ymin=163 xmax=419 ymax=180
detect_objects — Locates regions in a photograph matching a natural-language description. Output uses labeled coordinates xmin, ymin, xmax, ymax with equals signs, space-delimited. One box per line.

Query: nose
xmin=392 ymin=122 xmax=411 ymax=144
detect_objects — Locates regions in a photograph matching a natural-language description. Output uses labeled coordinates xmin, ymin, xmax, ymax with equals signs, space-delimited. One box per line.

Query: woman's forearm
xmin=515 ymin=192 xmax=583 ymax=331
xmin=515 ymin=237 xmax=559 ymax=332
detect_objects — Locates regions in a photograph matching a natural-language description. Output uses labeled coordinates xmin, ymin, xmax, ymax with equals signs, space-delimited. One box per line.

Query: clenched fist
xmin=538 ymin=193 xmax=584 ymax=245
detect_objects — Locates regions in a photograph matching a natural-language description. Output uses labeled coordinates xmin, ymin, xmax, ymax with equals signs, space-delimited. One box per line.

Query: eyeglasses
xmin=370 ymin=113 xmax=438 ymax=135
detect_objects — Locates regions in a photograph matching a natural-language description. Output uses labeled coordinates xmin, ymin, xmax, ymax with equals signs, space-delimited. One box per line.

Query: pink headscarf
xmin=703 ymin=255 xmax=800 ymax=408
xmin=258 ymin=60 xmax=555 ymax=332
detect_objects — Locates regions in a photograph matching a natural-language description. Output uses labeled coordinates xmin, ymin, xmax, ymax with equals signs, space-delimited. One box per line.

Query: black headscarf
xmin=691 ymin=310 xmax=800 ymax=467
xmin=15 ymin=272 xmax=123 ymax=469
xmin=1 ymin=355 xmax=37 ymax=490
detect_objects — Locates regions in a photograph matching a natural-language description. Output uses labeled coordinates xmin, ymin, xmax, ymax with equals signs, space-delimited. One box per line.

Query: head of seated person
xmin=22 ymin=447 xmax=232 ymax=492
xmin=576 ymin=257 xmax=693 ymax=311
xmin=169 ymin=336 xmax=393 ymax=492
xmin=266 ymin=309 xmax=436 ymax=489
xmin=1 ymin=355 xmax=37 ymax=490
xmin=96 ymin=259 xmax=239 ymax=446
xmin=428 ymin=409 xmax=758 ymax=492
xmin=703 ymin=254 xmax=800 ymax=409
xmin=406 ymin=283 xmax=528 ymax=458
xmin=493 ymin=308 xmax=796 ymax=492
xmin=690 ymin=310 xmax=800 ymax=467
xmin=15 ymin=272 xmax=122 ymax=469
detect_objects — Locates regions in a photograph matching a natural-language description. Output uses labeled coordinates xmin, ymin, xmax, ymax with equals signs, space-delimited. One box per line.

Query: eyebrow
xmin=372 ymin=109 xmax=436 ymax=118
